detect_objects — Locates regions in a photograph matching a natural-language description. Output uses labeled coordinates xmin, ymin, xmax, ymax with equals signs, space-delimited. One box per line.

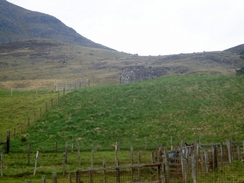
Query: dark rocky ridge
xmin=0 ymin=0 xmax=113 ymax=50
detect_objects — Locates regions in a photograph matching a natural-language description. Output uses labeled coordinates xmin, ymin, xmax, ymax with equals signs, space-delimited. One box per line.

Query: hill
xmin=11 ymin=74 xmax=244 ymax=151
xmin=0 ymin=0 xmax=112 ymax=50
xmin=0 ymin=39 xmax=244 ymax=90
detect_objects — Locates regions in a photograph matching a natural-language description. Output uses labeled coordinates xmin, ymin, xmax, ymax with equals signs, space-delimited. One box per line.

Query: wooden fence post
xmin=138 ymin=152 xmax=141 ymax=181
xmin=52 ymin=172 xmax=57 ymax=183
xmin=65 ymin=142 xmax=68 ymax=163
xmin=55 ymin=140 xmax=58 ymax=152
xmin=75 ymin=170 xmax=80 ymax=183
xmin=42 ymin=175 xmax=46 ymax=183
xmin=91 ymin=150 xmax=94 ymax=168
xmin=68 ymin=173 xmax=72 ymax=183
xmin=220 ymin=142 xmax=223 ymax=167
xmin=77 ymin=142 xmax=81 ymax=166
xmin=144 ymin=137 xmax=147 ymax=150
xmin=237 ymin=142 xmax=240 ymax=160
xmin=33 ymin=151 xmax=39 ymax=176
xmin=103 ymin=160 xmax=106 ymax=183
xmin=181 ymin=153 xmax=187 ymax=182
xmin=6 ymin=131 xmax=10 ymax=154
xmin=212 ymin=144 xmax=218 ymax=170
xmin=116 ymin=159 xmax=120 ymax=183
xmin=63 ymin=152 xmax=66 ymax=175
xmin=191 ymin=155 xmax=197 ymax=183
xmin=130 ymin=146 xmax=134 ymax=180
xmin=170 ymin=136 xmax=173 ymax=150
xmin=163 ymin=148 xmax=170 ymax=183
xmin=227 ymin=139 xmax=232 ymax=163
xmin=204 ymin=149 xmax=209 ymax=173
xmin=51 ymin=98 xmax=54 ymax=107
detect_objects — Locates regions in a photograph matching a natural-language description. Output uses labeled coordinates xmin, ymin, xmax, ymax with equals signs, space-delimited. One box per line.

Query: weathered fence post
xmin=226 ymin=139 xmax=232 ymax=163
xmin=42 ymin=175 xmax=46 ymax=183
xmin=77 ymin=142 xmax=81 ymax=166
xmin=68 ymin=173 xmax=72 ymax=183
xmin=237 ymin=142 xmax=241 ymax=160
xmin=103 ymin=160 xmax=106 ymax=183
xmin=130 ymin=146 xmax=134 ymax=180
xmin=63 ymin=87 xmax=65 ymax=96
xmin=75 ymin=170 xmax=80 ymax=183
xmin=144 ymin=137 xmax=147 ymax=150
xmin=138 ymin=152 xmax=141 ymax=180
xmin=220 ymin=142 xmax=223 ymax=167
xmin=6 ymin=131 xmax=10 ymax=154
xmin=55 ymin=140 xmax=58 ymax=152
xmin=63 ymin=152 xmax=66 ymax=175
xmin=65 ymin=142 xmax=68 ymax=163
xmin=116 ymin=159 xmax=120 ymax=183
xmin=52 ymin=172 xmax=57 ymax=183
xmin=170 ymin=136 xmax=173 ymax=150
xmin=163 ymin=148 xmax=170 ymax=183
xmin=91 ymin=150 xmax=94 ymax=168
xmin=51 ymin=98 xmax=54 ymax=107
xmin=27 ymin=143 xmax=31 ymax=165
xmin=181 ymin=153 xmax=187 ymax=182
xmin=191 ymin=155 xmax=197 ymax=183
xmin=212 ymin=144 xmax=218 ymax=170
xmin=33 ymin=151 xmax=39 ymax=176
xmin=204 ymin=149 xmax=209 ymax=173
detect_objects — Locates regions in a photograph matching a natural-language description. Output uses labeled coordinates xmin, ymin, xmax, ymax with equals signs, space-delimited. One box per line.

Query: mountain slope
xmin=0 ymin=0 xmax=113 ymax=50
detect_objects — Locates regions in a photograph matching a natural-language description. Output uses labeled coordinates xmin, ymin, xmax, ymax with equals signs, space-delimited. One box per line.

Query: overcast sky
xmin=7 ymin=0 xmax=244 ymax=56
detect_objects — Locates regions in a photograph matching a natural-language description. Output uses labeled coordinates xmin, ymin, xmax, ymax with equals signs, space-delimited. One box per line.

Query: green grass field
xmin=8 ymin=74 xmax=244 ymax=152
xmin=1 ymin=74 xmax=244 ymax=182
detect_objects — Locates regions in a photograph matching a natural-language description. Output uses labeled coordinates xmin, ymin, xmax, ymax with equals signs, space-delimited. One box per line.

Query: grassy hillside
xmin=0 ymin=40 xmax=243 ymax=90
xmin=0 ymin=89 xmax=59 ymax=137
xmin=11 ymin=74 xmax=244 ymax=152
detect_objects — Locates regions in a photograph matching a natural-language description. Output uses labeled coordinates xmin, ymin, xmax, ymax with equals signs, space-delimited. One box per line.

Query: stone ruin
xmin=120 ymin=66 xmax=167 ymax=84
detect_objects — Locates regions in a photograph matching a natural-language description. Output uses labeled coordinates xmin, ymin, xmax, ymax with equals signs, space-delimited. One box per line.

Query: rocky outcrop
xmin=120 ymin=66 xmax=167 ymax=84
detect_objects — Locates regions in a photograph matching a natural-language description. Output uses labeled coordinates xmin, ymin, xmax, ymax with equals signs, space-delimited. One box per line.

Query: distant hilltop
xmin=0 ymin=0 xmax=114 ymax=50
